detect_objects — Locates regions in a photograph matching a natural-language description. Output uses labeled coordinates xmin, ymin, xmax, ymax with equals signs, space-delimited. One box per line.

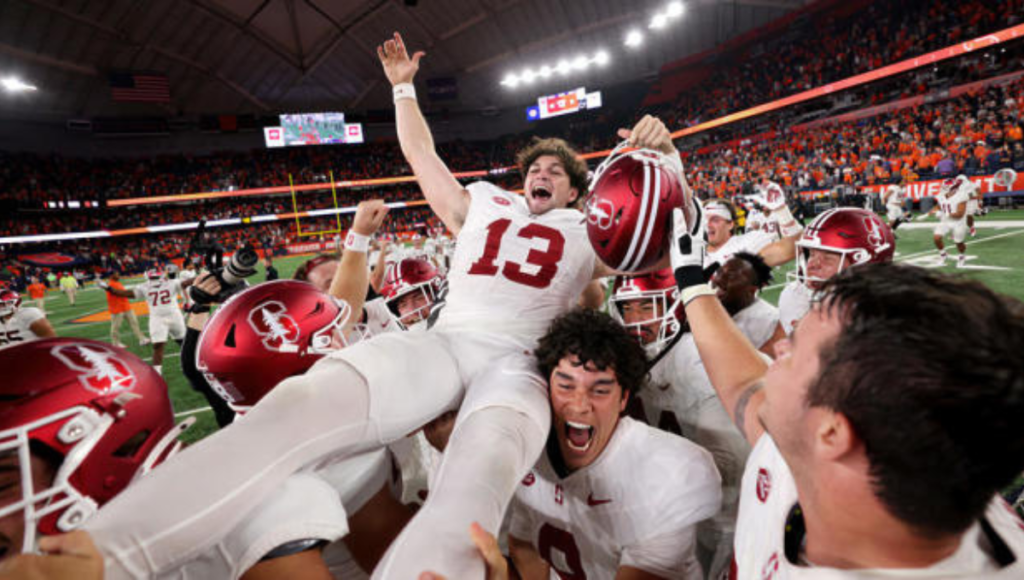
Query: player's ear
xmin=568 ymin=187 xmax=580 ymax=205
xmin=618 ymin=389 xmax=629 ymax=413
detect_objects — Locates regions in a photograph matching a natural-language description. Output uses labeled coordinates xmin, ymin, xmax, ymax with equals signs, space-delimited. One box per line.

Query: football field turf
xmin=39 ymin=208 xmax=1024 ymax=444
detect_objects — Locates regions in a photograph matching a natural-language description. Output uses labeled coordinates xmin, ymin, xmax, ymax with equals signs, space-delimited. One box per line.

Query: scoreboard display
xmin=264 ymin=112 xmax=364 ymax=148
xmin=527 ymin=87 xmax=603 ymax=121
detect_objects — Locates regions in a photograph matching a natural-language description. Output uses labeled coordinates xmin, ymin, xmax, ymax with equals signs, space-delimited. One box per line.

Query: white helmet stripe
xmin=631 ymin=158 xmax=661 ymax=272
xmin=618 ymin=157 xmax=653 ymax=270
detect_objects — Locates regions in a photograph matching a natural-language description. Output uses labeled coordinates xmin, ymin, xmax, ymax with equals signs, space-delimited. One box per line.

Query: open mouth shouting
xmin=565 ymin=420 xmax=595 ymax=452
xmin=530 ymin=184 xmax=553 ymax=203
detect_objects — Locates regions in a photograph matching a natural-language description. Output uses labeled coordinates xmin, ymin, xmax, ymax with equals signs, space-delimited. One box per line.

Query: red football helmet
xmin=586 ymin=141 xmax=686 ymax=272
xmin=196 ymin=280 xmax=354 ymax=413
xmin=145 ymin=267 xmax=164 ymax=281
xmin=0 ymin=289 xmax=21 ymax=317
xmin=0 ymin=338 xmax=188 ymax=554
xmin=381 ymin=258 xmax=443 ymax=328
xmin=610 ymin=269 xmax=685 ymax=356
xmin=792 ymin=208 xmax=895 ymax=287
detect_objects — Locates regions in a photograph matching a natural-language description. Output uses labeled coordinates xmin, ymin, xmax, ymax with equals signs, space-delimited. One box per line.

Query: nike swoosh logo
xmin=586 ymin=493 xmax=612 ymax=507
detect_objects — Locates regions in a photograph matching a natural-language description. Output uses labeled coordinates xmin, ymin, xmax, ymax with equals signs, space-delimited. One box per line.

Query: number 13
xmin=467 ymin=218 xmax=565 ymax=289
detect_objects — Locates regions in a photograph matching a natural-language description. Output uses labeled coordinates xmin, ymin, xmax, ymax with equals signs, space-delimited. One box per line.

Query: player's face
xmin=0 ymin=451 xmax=57 ymax=560
xmin=549 ymin=355 xmax=627 ymax=472
xmin=805 ymin=249 xmax=843 ymax=288
xmin=396 ymin=290 xmax=430 ymax=325
xmin=712 ymin=258 xmax=757 ymax=315
xmin=524 ymin=155 xmax=578 ymax=215
xmin=759 ymin=305 xmax=842 ymax=470
xmin=619 ymin=298 xmax=663 ymax=345
xmin=706 ymin=215 xmax=733 ymax=247
xmin=306 ymin=260 xmax=338 ymax=292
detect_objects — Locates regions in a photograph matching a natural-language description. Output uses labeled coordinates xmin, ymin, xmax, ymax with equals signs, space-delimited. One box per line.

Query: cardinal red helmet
xmin=0 ymin=289 xmax=21 ymax=317
xmin=145 ymin=267 xmax=164 ymax=281
xmin=380 ymin=258 xmax=443 ymax=328
xmin=0 ymin=338 xmax=188 ymax=554
xmin=585 ymin=142 xmax=686 ymax=272
xmin=196 ymin=280 xmax=353 ymax=412
xmin=792 ymin=208 xmax=895 ymax=287
xmin=610 ymin=269 xmax=685 ymax=356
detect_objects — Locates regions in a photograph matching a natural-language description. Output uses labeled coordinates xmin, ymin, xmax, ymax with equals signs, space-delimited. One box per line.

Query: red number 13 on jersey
xmin=467 ymin=218 xmax=565 ymax=289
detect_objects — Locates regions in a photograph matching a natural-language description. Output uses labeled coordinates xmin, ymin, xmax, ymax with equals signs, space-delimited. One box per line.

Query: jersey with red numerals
xmin=939 ymin=188 xmax=970 ymax=223
xmin=509 ymin=418 xmax=721 ymax=580
xmin=433 ymin=181 xmax=595 ymax=344
xmin=0 ymin=307 xmax=46 ymax=349
xmin=133 ymin=279 xmax=183 ymax=316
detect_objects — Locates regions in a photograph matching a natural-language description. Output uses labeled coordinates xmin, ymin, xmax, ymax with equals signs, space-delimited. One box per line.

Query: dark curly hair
xmin=516 ymin=137 xmax=590 ymax=207
xmin=535 ymin=309 xmax=648 ymax=402
xmin=732 ymin=251 xmax=774 ymax=289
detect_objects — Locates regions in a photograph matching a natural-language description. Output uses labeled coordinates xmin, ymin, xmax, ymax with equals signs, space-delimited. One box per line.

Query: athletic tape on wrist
xmin=393 ymin=83 xmax=416 ymax=102
xmin=345 ymin=231 xmax=371 ymax=253
xmin=681 ymin=283 xmax=716 ymax=305
xmin=772 ymin=205 xmax=803 ymax=237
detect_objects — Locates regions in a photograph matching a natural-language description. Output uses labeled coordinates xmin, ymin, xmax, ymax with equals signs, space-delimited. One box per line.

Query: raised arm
xmin=378 ymin=33 xmax=469 ymax=234
xmin=369 ymin=241 xmax=391 ymax=293
xmin=328 ymin=200 xmax=389 ymax=330
xmin=670 ymin=201 xmax=767 ymax=446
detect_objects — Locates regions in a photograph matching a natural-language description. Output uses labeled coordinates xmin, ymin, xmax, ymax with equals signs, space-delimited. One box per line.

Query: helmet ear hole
xmin=224 ymin=324 xmax=237 ymax=348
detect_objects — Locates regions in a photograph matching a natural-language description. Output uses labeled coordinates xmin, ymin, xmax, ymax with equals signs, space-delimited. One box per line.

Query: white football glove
xmin=97 ymin=280 xmax=110 ymax=290
xmin=670 ymin=198 xmax=707 ymax=293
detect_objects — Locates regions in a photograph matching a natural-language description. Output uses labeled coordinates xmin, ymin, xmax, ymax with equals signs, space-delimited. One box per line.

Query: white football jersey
xmin=510 ymin=418 xmax=721 ymax=580
xmin=360 ymin=297 xmax=404 ymax=338
xmin=732 ymin=299 xmax=779 ymax=349
xmin=778 ymin=281 xmax=815 ymax=336
xmin=705 ymin=230 xmax=776 ymax=270
xmin=939 ymin=189 xmax=971 ymax=224
xmin=434 ymin=182 xmax=595 ymax=344
xmin=134 ymin=279 xmax=184 ymax=316
xmin=735 ymin=435 xmax=1024 ymax=579
xmin=884 ymin=185 xmax=903 ymax=208
xmin=155 ymin=473 xmax=349 ymax=580
xmin=0 ymin=307 xmax=46 ymax=349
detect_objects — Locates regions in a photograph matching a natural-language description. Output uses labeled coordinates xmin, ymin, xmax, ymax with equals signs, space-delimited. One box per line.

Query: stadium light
xmin=501 ymin=73 xmax=520 ymax=88
xmin=1 ymin=77 xmax=37 ymax=92
xmin=667 ymin=2 xmax=685 ymax=18
xmin=594 ymin=50 xmax=610 ymax=66
xmin=500 ymin=48 xmax=610 ymax=89
xmin=624 ymin=29 xmax=644 ymax=48
xmin=572 ymin=55 xmax=590 ymax=70
xmin=556 ymin=60 xmax=572 ymax=75
xmin=649 ymin=13 xmax=668 ymax=30
xmin=539 ymin=65 xmax=553 ymax=78
xmin=520 ymin=68 xmax=536 ymax=84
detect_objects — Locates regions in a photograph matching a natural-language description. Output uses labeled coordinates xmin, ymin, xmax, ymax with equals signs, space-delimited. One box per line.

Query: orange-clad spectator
xmin=1007 ymin=124 xmax=1022 ymax=142
xmin=106 ymin=272 xmax=147 ymax=348
xmin=26 ymin=277 xmax=46 ymax=312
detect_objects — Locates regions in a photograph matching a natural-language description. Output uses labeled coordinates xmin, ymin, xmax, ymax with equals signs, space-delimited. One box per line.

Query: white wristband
xmin=772 ymin=205 xmax=803 ymax=237
xmin=681 ymin=283 xmax=716 ymax=306
xmin=344 ymin=231 xmax=371 ymax=253
xmin=393 ymin=83 xmax=416 ymax=103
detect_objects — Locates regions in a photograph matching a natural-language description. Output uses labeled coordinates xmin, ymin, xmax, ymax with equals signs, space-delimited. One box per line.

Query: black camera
xmin=187 ymin=220 xmax=259 ymax=307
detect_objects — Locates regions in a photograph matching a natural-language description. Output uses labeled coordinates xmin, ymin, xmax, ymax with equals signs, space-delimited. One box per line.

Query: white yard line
xmin=174 ymin=406 xmax=212 ymax=418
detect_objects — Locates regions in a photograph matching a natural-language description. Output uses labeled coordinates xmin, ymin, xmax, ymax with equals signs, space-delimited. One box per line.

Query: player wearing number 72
xmin=81 ymin=31 xmax=689 ymax=579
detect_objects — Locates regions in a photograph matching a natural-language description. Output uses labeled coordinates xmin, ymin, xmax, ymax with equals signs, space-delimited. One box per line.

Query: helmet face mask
xmin=789 ymin=208 xmax=895 ymax=288
xmin=0 ymin=290 xmax=20 ymax=318
xmin=611 ymin=270 xmax=684 ymax=357
xmin=381 ymin=259 xmax=442 ymax=330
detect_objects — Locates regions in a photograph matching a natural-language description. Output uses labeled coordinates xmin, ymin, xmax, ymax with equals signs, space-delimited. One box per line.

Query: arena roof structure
xmin=0 ymin=0 xmax=807 ymax=119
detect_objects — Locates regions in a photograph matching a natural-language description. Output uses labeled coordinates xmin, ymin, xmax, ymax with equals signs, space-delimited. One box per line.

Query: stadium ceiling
xmin=0 ymin=0 xmax=809 ymax=119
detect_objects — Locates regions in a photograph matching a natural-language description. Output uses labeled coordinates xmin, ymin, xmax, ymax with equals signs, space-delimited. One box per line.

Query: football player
xmin=0 ymin=289 xmax=56 ymax=349
xmin=702 ymin=183 xmax=802 ymax=271
xmin=100 ymin=267 xmax=193 ymax=374
xmin=380 ymin=258 xmax=444 ymax=330
xmin=920 ymin=178 xmax=971 ymax=267
xmin=82 ymin=32 xmax=685 ymax=579
xmin=669 ymin=200 xmax=1024 ymax=579
xmin=508 ymin=309 xmax=721 ymax=580
xmin=710 ymin=252 xmax=784 ymax=356
xmin=777 ymin=208 xmax=894 ymax=335
xmin=882 ymin=181 xmax=909 ymax=232
xmin=0 ymin=338 xmax=351 ymax=580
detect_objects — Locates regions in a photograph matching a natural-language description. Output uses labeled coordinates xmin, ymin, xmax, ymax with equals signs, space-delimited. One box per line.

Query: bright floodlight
xmin=520 ymin=68 xmax=536 ymax=84
xmin=1 ymin=77 xmax=37 ymax=92
xmin=501 ymin=73 xmax=519 ymax=88
xmin=624 ymin=29 xmax=644 ymax=48
xmin=556 ymin=60 xmax=572 ymax=75
xmin=572 ymin=55 xmax=590 ymax=70
xmin=649 ymin=13 xmax=668 ymax=30
xmin=539 ymin=65 xmax=553 ymax=78
xmin=594 ymin=50 xmax=610 ymax=66
xmin=667 ymin=2 xmax=684 ymax=18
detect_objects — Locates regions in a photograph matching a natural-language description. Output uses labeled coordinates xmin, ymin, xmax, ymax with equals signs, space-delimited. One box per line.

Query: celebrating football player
xmin=702 ymin=180 xmax=802 ymax=271
xmin=669 ymin=200 xmax=1024 ymax=578
xmin=507 ymin=309 xmax=721 ymax=580
xmin=919 ymin=177 xmax=971 ymax=268
xmin=80 ymin=30 xmax=690 ymax=579
xmin=777 ymin=208 xmax=894 ymax=335
xmin=0 ymin=289 xmax=56 ymax=349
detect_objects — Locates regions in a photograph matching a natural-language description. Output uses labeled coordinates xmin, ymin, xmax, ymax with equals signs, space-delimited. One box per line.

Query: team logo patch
xmin=756 ymin=467 xmax=772 ymax=503
xmin=52 ymin=343 xmax=136 ymax=395
xmin=864 ymin=215 xmax=886 ymax=250
xmin=492 ymin=195 xmax=511 ymax=206
xmin=585 ymin=197 xmax=615 ymax=230
xmin=761 ymin=552 xmax=779 ymax=580
xmin=521 ymin=472 xmax=536 ymax=486
xmin=248 ymin=300 xmax=301 ymax=352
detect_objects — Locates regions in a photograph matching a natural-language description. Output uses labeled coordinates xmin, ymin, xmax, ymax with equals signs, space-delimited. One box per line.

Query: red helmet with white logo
xmin=585 ymin=142 xmax=686 ymax=272
xmin=145 ymin=267 xmax=164 ymax=281
xmin=381 ymin=258 xmax=443 ymax=328
xmin=0 ymin=338 xmax=188 ymax=554
xmin=0 ymin=289 xmax=21 ymax=317
xmin=611 ymin=269 xmax=685 ymax=356
xmin=792 ymin=208 xmax=895 ymax=287
xmin=196 ymin=280 xmax=353 ymax=412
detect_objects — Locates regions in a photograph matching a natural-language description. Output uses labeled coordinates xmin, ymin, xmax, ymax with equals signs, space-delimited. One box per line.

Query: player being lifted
xmin=81 ymin=32 xmax=687 ymax=579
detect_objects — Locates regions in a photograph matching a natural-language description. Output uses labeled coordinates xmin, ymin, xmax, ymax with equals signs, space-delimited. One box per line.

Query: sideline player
xmin=669 ymin=200 xmax=1024 ymax=578
xmin=881 ymin=181 xmax=909 ymax=233
xmin=101 ymin=267 xmax=192 ymax=374
xmin=920 ymin=178 xmax=970 ymax=268
xmin=702 ymin=187 xmax=801 ymax=271
xmin=81 ymin=31 xmax=686 ymax=579
xmin=0 ymin=288 xmax=56 ymax=348
xmin=777 ymin=208 xmax=894 ymax=335
xmin=508 ymin=309 xmax=720 ymax=579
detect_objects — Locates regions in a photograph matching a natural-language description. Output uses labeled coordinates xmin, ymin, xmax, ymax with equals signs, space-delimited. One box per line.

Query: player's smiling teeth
xmin=565 ymin=421 xmax=594 ymax=451
xmin=532 ymin=185 xmax=552 ymax=199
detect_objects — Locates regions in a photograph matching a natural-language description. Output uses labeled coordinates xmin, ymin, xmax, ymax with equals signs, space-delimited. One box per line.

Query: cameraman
xmin=180 ymin=273 xmax=237 ymax=427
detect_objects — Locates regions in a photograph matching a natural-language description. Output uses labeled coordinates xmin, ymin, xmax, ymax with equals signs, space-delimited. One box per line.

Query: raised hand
xmin=617 ymin=115 xmax=676 ymax=156
xmin=377 ymin=32 xmax=425 ymax=86
xmin=352 ymin=199 xmax=390 ymax=236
